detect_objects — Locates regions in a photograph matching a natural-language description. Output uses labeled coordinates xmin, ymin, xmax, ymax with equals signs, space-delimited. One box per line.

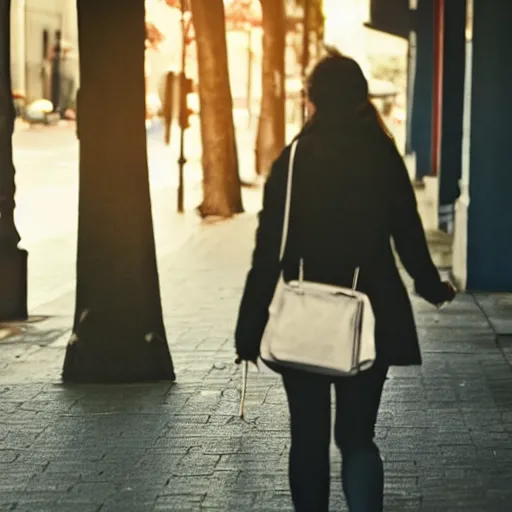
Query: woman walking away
xmin=234 ymin=50 xmax=456 ymax=512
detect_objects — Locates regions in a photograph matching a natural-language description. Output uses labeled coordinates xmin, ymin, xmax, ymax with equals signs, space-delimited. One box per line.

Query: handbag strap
xmin=279 ymin=139 xmax=299 ymax=262
xmin=277 ymin=140 xmax=361 ymax=291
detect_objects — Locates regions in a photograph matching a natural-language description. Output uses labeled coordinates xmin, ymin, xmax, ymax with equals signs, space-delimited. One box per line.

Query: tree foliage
xmin=292 ymin=0 xmax=325 ymax=42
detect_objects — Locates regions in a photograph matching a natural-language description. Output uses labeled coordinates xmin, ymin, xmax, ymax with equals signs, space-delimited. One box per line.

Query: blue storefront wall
xmin=410 ymin=0 xmax=433 ymax=179
xmin=465 ymin=0 xmax=512 ymax=291
xmin=438 ymin=0 xmax=466 ymax=233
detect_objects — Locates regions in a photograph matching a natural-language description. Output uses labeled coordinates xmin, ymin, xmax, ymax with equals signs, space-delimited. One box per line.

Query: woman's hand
xmin=235 ymin=354 xmax=259 ymax=366
xmin=436 ymin=280 xmax=457 ymax=309
xmin=415 ymin=278 xmax=458 ymax=307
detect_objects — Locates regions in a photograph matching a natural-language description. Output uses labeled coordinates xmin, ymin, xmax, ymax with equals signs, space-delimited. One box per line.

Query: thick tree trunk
xmin=190 ymin=0 xmax=244 ymax=218
xmin=62 ymin=0 xmax=175 ymax=383
xmin=0 ymin=0 xmax=27 ymax=321
xmin=256 ymin=0 xmax=286 ymax=176
xmin=0 ymin=0 xmax=18 ymax=247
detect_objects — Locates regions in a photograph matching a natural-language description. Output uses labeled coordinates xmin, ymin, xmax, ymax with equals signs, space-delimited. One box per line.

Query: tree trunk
xmin=256 ymin=0 xmax=286 ymax=176
xmin=0 ymin=0 xmax=27 ymax=321
xmin=62 ymin=0 xmax=175 ymax=383
xmin=190 ymin=0 xmax=244 ymax=218
xmin=0 ymin=0 xmax=18 ymax=247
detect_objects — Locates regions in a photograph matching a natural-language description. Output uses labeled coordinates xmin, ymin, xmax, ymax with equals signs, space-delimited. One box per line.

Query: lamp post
xmin=0 ymin=0 xmax=28 ymax=321
xmin=177 ymin=0 xmax=188 ymax=213
xmin=51 ymin=30 xmax=62 ymax=115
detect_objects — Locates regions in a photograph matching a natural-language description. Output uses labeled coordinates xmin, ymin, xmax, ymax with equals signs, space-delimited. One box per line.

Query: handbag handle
xmin=279 ymin=139 xmax=299 ymax=262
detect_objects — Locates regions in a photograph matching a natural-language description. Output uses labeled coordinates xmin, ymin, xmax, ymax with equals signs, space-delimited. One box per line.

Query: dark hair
xmin=306 ymin=48 xmax=393 ymax=139
xmin=307 ymin=48 xmax=368 ymax=112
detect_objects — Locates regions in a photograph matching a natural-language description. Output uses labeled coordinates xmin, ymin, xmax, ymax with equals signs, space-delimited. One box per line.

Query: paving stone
xmin=200 ymin=491 xmax=256 ymax=509
xmin=473 ymin=293 xmax=512 ymax=335
xmin=155 ymin=493 xmax=205 ymax=511
xmin=13 ymin=506 xmax=100 ymax=512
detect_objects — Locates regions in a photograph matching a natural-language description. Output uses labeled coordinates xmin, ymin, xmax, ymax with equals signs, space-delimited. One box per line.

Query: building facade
xmin=10 ymin=0 xmax=79 ymax=105
xmin=368 ymin=0 xmax=512 ymax=292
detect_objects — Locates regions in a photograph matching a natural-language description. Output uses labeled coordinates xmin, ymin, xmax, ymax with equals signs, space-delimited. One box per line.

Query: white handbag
xmin=260 ymin=139 xmax=377 ymax=376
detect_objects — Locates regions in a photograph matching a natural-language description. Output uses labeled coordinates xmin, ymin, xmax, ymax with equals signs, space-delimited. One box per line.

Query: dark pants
xmin=282 ymin=363 xmax=388 ymax=512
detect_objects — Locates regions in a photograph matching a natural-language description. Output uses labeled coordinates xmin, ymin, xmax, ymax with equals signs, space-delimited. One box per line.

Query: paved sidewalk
xmin=1 ymin=213 xmax=512 ymax=511
xmin=11 ymin=114 xmax=298 ymax=314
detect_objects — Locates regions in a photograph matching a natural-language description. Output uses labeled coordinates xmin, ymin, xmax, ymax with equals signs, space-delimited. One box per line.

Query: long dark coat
xmin=235 ymin=115 xmax=449 ymax=367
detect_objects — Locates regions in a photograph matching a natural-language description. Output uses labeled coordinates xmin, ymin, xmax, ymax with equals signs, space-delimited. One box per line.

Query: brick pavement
xmin=1 ymin=213 xmax=512 ymax=511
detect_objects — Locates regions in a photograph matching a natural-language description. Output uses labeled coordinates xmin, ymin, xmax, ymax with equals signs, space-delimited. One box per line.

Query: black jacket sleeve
xmin=387 ymin=141 xmax=451 ymax=305
xmin=234 ymin=148 xmax=289 ymax=361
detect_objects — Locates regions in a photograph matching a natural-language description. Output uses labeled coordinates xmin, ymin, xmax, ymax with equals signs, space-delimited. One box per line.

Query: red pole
xmin=431 ymin=0 xmax=445 ymax=176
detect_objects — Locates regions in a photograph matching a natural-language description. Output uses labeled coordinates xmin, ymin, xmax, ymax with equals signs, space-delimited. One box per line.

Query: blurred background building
xmin=8 ymin=0 xmax=406 ymax=135
xmin=10 ymin=0 xmax=79 ymax=110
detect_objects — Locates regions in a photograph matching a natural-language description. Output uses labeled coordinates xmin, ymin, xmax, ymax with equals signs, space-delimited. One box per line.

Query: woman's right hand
xmin=436 ymin=281 xmax=457 ymax=309
xmin=415 ymin=278 xmax=457 ymax=307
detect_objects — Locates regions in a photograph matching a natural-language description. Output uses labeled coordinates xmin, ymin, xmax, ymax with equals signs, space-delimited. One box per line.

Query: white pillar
xmin=10 ymin=0 xmax=26 ymax=95
xmin=452 ymin=0 xmax=473 ymax=290
xmin=61 ymin=0 xmax=79 ymax=90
